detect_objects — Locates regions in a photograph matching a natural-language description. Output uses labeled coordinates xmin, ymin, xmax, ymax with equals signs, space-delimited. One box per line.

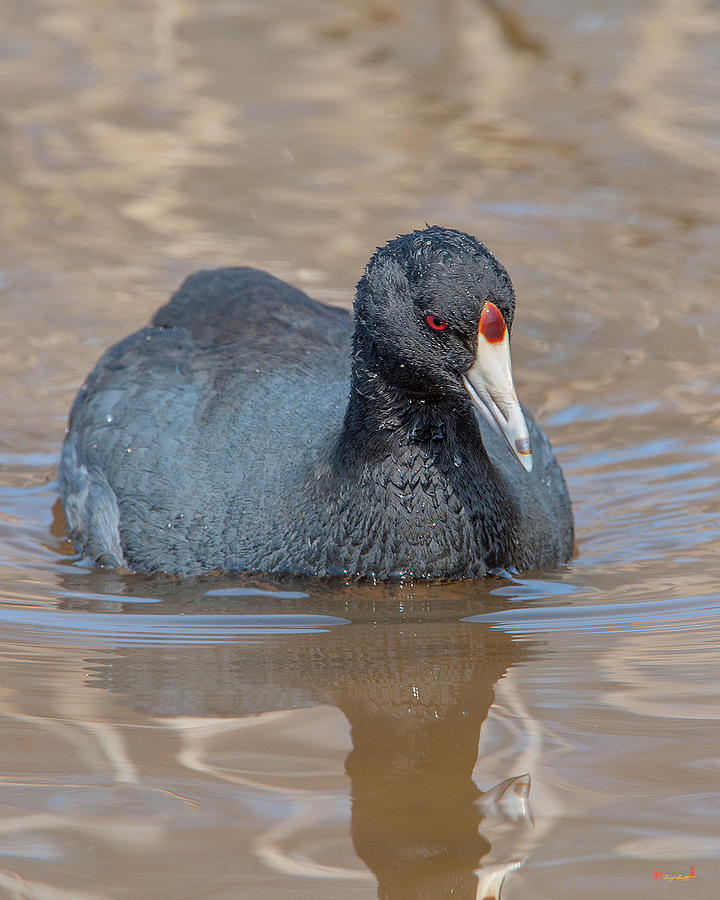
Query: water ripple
xmin=0 ymin=608 xmax=351 ymax=646
xmin=464 ymin=594 xmax=720 ymax=635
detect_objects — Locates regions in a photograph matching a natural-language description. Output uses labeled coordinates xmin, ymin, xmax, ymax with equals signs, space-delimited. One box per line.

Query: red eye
xmin=426 ymin=315 xmax=449 ymax=331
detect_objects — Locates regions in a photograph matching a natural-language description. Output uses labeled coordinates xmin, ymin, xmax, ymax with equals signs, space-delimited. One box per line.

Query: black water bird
xmin=60 ymin=226 xmax=573 ymax=578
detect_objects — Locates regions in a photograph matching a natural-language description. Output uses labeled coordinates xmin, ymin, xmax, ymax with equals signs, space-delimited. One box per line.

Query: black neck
xmin=335 ymin=348 xmax=473 ymax=465
xmin=294 ymin=353 xmax=519 ymax=579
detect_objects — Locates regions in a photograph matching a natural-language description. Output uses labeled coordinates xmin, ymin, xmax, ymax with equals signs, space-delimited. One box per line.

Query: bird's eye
xmin=426 ymin=315 xmax=449 ymax=332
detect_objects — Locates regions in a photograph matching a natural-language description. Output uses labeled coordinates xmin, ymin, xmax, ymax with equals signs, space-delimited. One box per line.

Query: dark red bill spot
xmin=515 ymin=437 xmax=532 ymax=456
xmin=426 ymin=314 xmax=449 ymax=331
xmin=479 ymin=302 xmax=506 ymax=343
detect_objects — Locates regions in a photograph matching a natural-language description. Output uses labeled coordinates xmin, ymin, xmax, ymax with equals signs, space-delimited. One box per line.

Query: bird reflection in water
xmin=57 ymin=571 xmax=537 ymax=899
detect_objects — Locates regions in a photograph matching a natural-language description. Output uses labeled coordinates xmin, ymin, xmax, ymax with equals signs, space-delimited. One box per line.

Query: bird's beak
xmin=461 ymin=302 xmax=533 ymax=472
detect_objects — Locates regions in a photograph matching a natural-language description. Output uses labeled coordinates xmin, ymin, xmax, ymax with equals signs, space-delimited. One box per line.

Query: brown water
xmin=1 ymin=1 xmax=719 ymax=897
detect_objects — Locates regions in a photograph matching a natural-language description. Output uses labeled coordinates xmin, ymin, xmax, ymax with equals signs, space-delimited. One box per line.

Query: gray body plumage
xmin=60 ymin=232 xmax=573 ymax=578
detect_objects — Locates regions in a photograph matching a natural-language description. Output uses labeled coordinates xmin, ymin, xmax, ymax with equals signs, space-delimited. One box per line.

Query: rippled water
xmin=1 ymin=1 xmax=719 ymax=897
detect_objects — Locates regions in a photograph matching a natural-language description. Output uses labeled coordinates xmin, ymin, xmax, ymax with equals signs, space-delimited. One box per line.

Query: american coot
xmin=60 ymin=226 xmax=573 ymax=579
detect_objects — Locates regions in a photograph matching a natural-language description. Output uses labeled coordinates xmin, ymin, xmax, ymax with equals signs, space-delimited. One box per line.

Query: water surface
xmin=1 ymin=1 xmax=719 ymax=897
